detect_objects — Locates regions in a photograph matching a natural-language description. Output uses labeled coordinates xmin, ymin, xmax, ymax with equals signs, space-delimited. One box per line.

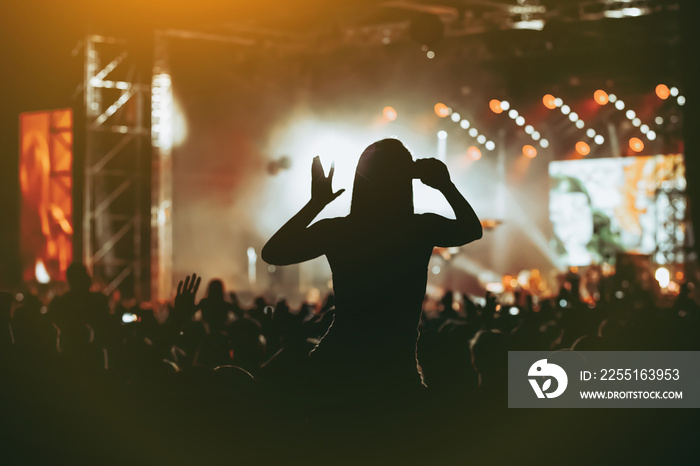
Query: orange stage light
xmin=594 ymin=90 xmax=609 ymax=105
xmin=434 ymin=103 xmax=450 ymax=118
xmin=383 ymin=106 xmax=397 ymax=121
xmin=523 ymin=144 xmax=537 ymax=158
xmin=629 ymin=137 xmax=644 ymax=152
xmin=489 ymin=99 xmax=503 ymax=114
xmin=542 ymin=94 xmax=557 ymax=110
xmin=467 ymin=146 xmax=481 ymax=160
xmin=575 ymin=141 xmax=590 ymax=156
xmin=655 ymin=84 xmax=670 ymax=100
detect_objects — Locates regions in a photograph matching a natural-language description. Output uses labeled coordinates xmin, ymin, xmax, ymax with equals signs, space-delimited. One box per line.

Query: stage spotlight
xmin=532 ymin=131 xmax=541 ymax=140
xmin=437 ymin=130 xmax=447 ymax=140
xmin=656 ymin=84 xmax=670 ymax=100
xmin=434 ymin=103 xmax=450 ymax=117
xmin=576 ymin=141 xmax=590 ymax=156
xmin=575 ymin=120 xmax=585 ymax=129
xmin=490 ymin=99 xmax=503 ymax=114
xmin=569 ymin=112 xmax=578 ymax=122
xmin=670 ymin=86 xmax=679 ymax=97
xmin=594 ymin=135 xmax=605 ymax=145
xmin=632 ymin=118 xmax=641 ymax=127
xmin=540 ymin=139 xmax=549 ymax=148
xmin=427 ymin=50 xmax=435 ymax=59
xmin=383 ymin=106 xmax=397 ymax=121
xmin=524 ymin=125 xmax=534 ymax=134
xmin=468 ymin=128 xmax=478 ymax=137
xmin=615 ymin=100 xmax=625 ymax=110
xmin=523 ymin=144 xmax=537 ymax=158
xmin=655 ymin=116 xmax=664 ymax=125
xmin=561 ymin=105 xmax=570 ymax=115
xmin=460 ymin=119 xmax=470 ymax=129
xmin=655 ymin=267 xmax=670 ymax=288
xmin=508 ymin=109 xmax=518 ymax=119
xmin=629 ymin=137 xmax=644 ymax=152
xmin=594 ymin=90 xmax=609 ymax=105
xmin=608 ymin=93 xmax=617 ymax=103
xmin=477 ymin=134 xmax=486 ymax=144
xmin=515 ymin=116 xmax=525 ymax=126
xmin=500 ymin=100 xmax=510 ymax=111
xmin=586 ymin=128 xmax=596 ymax=138
xmin=554 ymin=97 xmax=563 ymax=107
xmin=640 ymin=124 xmax=649 ymax=134
xmin=468 ymin=146 xmax=482 ymax=160
xmin=677 ymin=95 xmax=686 ymax=106
xmin=543 ymin=94 xmax=557 ymax=109
xmin=451 ymin=112 xmax=461 ymax=122
xmin=625 ymin=110 xmax=636 ymax=119
xmin=647 ymin=130 xmax=656 ymax=140
xmin=485 ymin=140 xmax=495 ymax=151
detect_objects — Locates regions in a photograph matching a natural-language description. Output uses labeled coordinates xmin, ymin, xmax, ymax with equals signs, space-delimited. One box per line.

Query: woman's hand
xmin=415 ymin=158 xmax=452 ymax=190
xmin=311 ymin=156 xmax=345 ymax=206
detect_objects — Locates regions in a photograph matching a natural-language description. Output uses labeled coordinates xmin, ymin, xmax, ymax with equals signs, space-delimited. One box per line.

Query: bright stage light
xmin=629 ymin=137 xmax=644 ymax=152
xmin=677 ymin=95 xmax=686 ymax=106
xmin=568 ymin=112 xmax=578 ymax=122
xmin=655 ymin=116 xmax=664 ymax=125
xmin=647 ymin=131 xmax=656 ymax=140
xmin=656 ymin=84 xmax=670 ymax=100
xmin=575 ymin=120 xmax=585 ymax=129
xmin=524 ymin=125 xmax=534 ymax=134
xmin=594 ymin=89 xmax=609 ymax=105
xmin=35 ymin=261 xmax=50 ymax=284
xmin=531 ymin=131 xmax=540 ymax=141
xmin=427 ymin=50 xmax=435 ymax=59
xmin=543 ymin=94 xmax=557 ymax=109
xmin=615 ymin=100 xmax=625 ymax=110
xmin=437 ymin=130 xmax=447 ymax=140
xmin=476 ymin=134 xmax=486 ymax=144
xmin=640 ymin=124 xmax=649 ymax=134
xmin=626 ymin=110 xmax=636 ymax=119
xmin=490 ymin=99 xmax=503 ymax=114
xmin=655 ymin=267 xmax=670 ymax=288
xmin=540 ymin=139 xmax=549 ymax=148
xmin=632 ymin=118 xmax=641 ymax=127
xmin=468 ymin=128 xmax=478 ymax=137
xmin=554 ymin=97 xmax=563 ymax=107
xmin=434 ymin=103 xmax=450 ymax=117
xmin=586 ymin=128 xmax=596 ymax=138
xmin=575 ymin=141 xmax=590 ymax=156
xmin=485 ymin=140 xmax=495 ymax=151
xmin=594 ymin=135 xmax=605 ymax=145
xmin=523 ymin=144 xmax=537 ymax=158
xmin=515 ymin=116 xmax=525 ymax=126
xmin=561 ymin=105 xmax=570 ymax=115
xmin=383 ymin=106 xmax=397 ymax=121
xmin=460 ymin=119 xmax=470 ymax=129
xmin=608 ymin=93 xmax=617 ymax=103
xmin=500 ymin=100 xmax=510 ymax=111
xmin=451 ymin=112 xmax=461 ymax=122
xmin=508 ymin=109 xmax=518 ymax=119
xmin=468 ymin=146 xmax=482 ymax=160
xmin=670 ymin=86 xmax=679 ymax=97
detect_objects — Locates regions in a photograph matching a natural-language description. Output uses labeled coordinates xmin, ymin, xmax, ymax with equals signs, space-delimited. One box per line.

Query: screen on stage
xmin=548 ymin=154 xmax=685 ymax=266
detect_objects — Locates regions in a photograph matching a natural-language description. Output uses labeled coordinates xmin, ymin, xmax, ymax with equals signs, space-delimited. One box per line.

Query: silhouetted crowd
xmin=1 ymin=264 xmax=699 ymax=465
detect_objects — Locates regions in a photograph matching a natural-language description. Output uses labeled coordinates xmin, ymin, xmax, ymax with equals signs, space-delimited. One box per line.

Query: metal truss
xmin=654 ymin=154 xmax=687 ymax=265
xmin=83 ymin=34 xmax=149 ymax=298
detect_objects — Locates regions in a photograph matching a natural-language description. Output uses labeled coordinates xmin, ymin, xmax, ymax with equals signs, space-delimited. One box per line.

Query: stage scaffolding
xmin=82 ymin=34 xmax=149 ymax=298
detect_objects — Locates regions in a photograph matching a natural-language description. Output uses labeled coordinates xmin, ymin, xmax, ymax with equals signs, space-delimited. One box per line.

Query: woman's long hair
xmin=350 ymin=139 xmax=414 ymax=218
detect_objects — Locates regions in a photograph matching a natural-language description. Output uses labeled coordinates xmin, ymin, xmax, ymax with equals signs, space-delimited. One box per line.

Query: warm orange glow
xmin=629 ymin=137 xmax=644 ymax=152
xmin=523 ymin=144 xmax=537 ymax=158
xmin=575 ymin=141 xmax=591 ymax=156
xmin=676 ymin=271 xmax=684 ymax=281
xmin=656 ymin=84 xmax=670 ymax=100
xmin=434 ymin=103 xmax=450 ymax=118
xmin=543 ymin=94 xmax=557 ymax=110
xmin=489 ymin=99 xmax=503 ymax=114
xmin=467 ymin=146 xmax=481 ymax=160
xmin=594 ymin=90 xmax=609 ymax=105
xmin=383 ymin=106 xmax=397 ymax=121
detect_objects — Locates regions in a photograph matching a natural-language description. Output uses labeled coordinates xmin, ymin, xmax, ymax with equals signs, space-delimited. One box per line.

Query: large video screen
xmin=549 ymin=154 xmax=685 ymax=266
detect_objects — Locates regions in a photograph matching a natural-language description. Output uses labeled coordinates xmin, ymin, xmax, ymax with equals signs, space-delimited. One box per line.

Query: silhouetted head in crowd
xmin=66 ymin=263 xmax=91 ymax=293
xmin=350 ymin=138 xmax=414 ymax=219
xmin=206 ymin=279 xmax=225 ymax=302
xmin=470 ymin=329 xmax=509 ymax=389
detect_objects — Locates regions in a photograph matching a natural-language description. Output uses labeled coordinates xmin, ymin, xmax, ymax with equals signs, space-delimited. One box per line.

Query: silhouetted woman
xmin=262 ymin=139 xmax=482 ymax=408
